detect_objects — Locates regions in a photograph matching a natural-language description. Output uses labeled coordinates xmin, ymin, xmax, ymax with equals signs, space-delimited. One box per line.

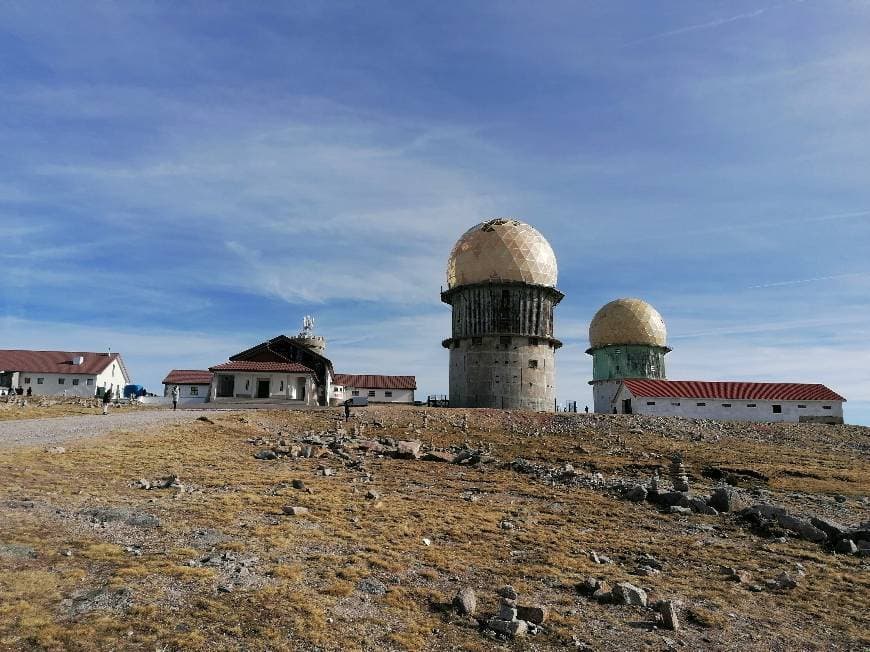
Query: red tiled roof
xmin=162 ymin=370 xmax=213 ymax=385
xmin=0 ymin=350 xmax=123 ymax=376
xmin=209 ymin=361 xmax=313 ymax=374
xmin=334 ymin=374 xmax=417 ymax=390
xmin=623 ymin=379 xmax=846 ymax=402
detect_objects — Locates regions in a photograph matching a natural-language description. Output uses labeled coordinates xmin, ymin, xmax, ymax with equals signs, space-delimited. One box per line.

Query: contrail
xmin=748 ymin=271 xmax=870 ymax=289
xmin=625 ymin=1 xmax=803 ymax=46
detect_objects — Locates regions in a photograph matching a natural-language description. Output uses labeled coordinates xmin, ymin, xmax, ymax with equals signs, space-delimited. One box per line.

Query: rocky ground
xmin=0 ymin=407 xmax=867 ymax=651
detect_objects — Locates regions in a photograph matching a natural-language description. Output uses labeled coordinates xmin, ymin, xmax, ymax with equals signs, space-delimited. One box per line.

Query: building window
xmin=368 ymin=390 xmax=376 ymax=397
xmin=772 ymin=405 xmax=782 ymax=413
xmin=500 ymin=336 xmax=511 ymax=348
xmin=190 ymin=386 xmax=199 ymax=396
xmin=24 ymin=377 xmax=30 ymax=384
xmin=528 ymin=360 xmax=538 ymax=369
xmin=646 ymin=401 xmax=656 ymax=406
xmin=722 ymin=403 xmax=731 ymax=408
xmin=385 ymin=391 xmax=392 ymax=397
xmin=671 ymin=402 xmax=680 ymax=406
xmin=279 ymin=381 xmax=284 ymax=392
xmin=352 ymin=390 xmax=359 ymax=397
xmin=696 ymin=402 xmax=705 ymax=406
xmin=529 ymin=337 xmax=539 ymax=346
xmin=87 ymin=378 xmax=93 ymax=386
xmin=472 ymin=337 xmax=482 ymax=346
xmin=58 ymin=378 xmax=65 ymax=384
xmin=747 ymin=403 xmax=757 ymax=408
xmin=37 ymin=378 xmax=44 ymax=384
xmin=72 ymin=379 xmax=79 ymax=386
xmin=823 ymin=405 xmax=832 ymax=410
xmin=797 ymin=405 xmax=806 ymax=409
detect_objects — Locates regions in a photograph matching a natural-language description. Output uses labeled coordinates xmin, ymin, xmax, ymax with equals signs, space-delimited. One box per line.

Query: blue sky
xmin=1 ymin=1 xmax=868 ymax=423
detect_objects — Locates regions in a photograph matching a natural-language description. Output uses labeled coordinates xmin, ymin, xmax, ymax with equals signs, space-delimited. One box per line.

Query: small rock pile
xmin=483 ymin=585 xmax=548 ymax=638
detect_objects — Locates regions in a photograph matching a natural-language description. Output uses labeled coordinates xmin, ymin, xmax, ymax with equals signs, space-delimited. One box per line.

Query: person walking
xmin=343 ymin=399 xmax=351 ymax=422
xmin=585 ymin=405 xmax=589 ymax=414
xmin=102 ymin=387 xmax=112 ymax=415
xmin=171 ymin=385 xmax=180 ymax=411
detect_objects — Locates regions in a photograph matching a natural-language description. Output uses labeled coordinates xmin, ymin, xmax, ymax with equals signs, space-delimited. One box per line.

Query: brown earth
xmin=0 ymin=407 xmax=868 ymax=651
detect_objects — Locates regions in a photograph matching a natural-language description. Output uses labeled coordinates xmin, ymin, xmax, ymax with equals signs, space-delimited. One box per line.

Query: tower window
xmin=529 ymin=337 xmax=538 ymax=346
xmin=500 ymin=336 xmax=511 ymax=348
xmin=747 ymin=403 xmax=757 ymax=408
xmin=472 ymin=337 xmax=482 ymax=346
xmin=797 ymin=405 xmax=807 ymax=409
xmin=722 ymin=403 xmax=731 ymax=408
xmin=772 ymin=405 xmax=782 ymax=413
xmin=528 ymin=360 xmax=538 ymax=369
xmin=671 ymin=402 xmax=680 ymax=406
xmin=823 ymin=405 xmax=832 ymax=410
xmin=696 ymin=402 xmax=705 ymax=407
xmin=646 ymin=401 xmax=656 ymax=406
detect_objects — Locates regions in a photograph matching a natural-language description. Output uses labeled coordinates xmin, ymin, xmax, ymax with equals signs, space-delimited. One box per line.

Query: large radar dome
xmin=447 ymin=218 xmax=557 ymax=289
xmin=589 ymin=298 xmax=667 ymax=349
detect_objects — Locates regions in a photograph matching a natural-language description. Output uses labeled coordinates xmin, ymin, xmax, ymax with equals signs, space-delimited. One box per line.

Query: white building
xmin=611 ymin=379 xmax=845 ymax=424
xmin=332 ymin=374 xmax=417 ymax=404
xmin=0 ymin=350 xmax=130 ymax=397
xmin=209 ymin=360 xmax=318 ymax=404
xmin=162 ymin=370 xmax=213 ymax=404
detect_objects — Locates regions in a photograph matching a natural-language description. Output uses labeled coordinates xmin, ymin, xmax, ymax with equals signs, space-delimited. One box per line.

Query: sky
xmin=1 ymin=1 xmax=868 ymax=424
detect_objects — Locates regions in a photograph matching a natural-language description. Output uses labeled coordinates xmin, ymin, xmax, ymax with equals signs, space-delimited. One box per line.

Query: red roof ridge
xmin=622 ymin=379 xmax=846 ymax=402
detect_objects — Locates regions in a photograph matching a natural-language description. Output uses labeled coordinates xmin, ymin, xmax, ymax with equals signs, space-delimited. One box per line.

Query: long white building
xmin=332 ymin=374 xmax=417 ymax=404
xmin=0 ymin=350 xmax=130 ymax=397
xmin=613 ymin=379 xmax=845 ymax=424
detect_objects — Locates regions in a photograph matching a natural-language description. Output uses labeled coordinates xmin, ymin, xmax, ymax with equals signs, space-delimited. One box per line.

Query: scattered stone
xmin=0 ymin=543 xmax=37 ymax=559
xmin=669 ymin=506 xmax=692 ymax=516
xmin=45 ymin=446 xmax=66 ymax=454
xmin=254 ymin=449 xmax=277 ymax=460
xmin=421 ymin=451 xmax=456 ymax=463
xmin=611 ymin=582 xmax=648 ymax=607
xmin=488 ymin=617 xmax=528 ymax=637
xmin=577 ymin=577 xmax=602 ymax=596
xmin=809 ymin=517 xmax=847 ymax=542
xmin=196 ymin=416 xmax=213 ymax=423
xmin=834 ymin=494 xmax=847 ymax=503
xmin=291 ymin=479 xmax=306 ymax=490
xmin=453 ymin=587 xmax=477 ymax=616
xmin=422 ymin=538 xmax=432 ymax=546
xmin=365 ymin=489 xmax=381 ymax=500
xmin=282 ymin=505 xmax=309 ymax=516
xmin=659 ymin=600 xmax=680 ymax=631
xmin=356 ymin=577 xmax=387 ymax=596
xmin=498 ymin=585 xmax=518 ymax=601
xmin=720 ymin=567 xmax=752 ymax=584
xmin=500 ymin=520 xmax=515 ymax=530
xmin=589 ymin=551 xmax=611 ymax=564
xmin=317 ymin=467 xmax=335 ymax=476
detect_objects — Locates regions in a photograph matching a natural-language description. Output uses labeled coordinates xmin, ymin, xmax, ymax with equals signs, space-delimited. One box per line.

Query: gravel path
xmin=0 ymin=409 xmax=227 ymax=448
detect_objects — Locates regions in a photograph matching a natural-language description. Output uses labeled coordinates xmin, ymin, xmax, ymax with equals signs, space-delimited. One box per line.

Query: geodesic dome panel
xmin=589 ymin=298 xmax=667 ymax=349
xmin=446 ymin=219 xmax=557 ymax=289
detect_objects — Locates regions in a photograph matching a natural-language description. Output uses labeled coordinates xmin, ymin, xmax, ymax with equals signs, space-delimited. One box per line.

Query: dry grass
xmin=0 ymin=407 xmax=867 ymax=651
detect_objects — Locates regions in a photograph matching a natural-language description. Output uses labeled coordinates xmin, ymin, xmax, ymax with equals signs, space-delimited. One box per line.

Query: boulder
xmin=658 ymin=600 xmax=680 ymax=631
xmin=709 ymin=486 xmax=750 ymax=513
xmin=487 ymin=617 xmax=528 ymax=637
xmin=658 ymin=491 xmax=692 ymax=508
xmin=396 ymin=440 xmax=422 ymax=460
xmin=669 ymin=506 xmax=692 ymax=516
xmin=282 ymin=505 xmax=309 ymax=516
xmin=611 ymin=582 xmax=648 ymax=607
xmin=517 ymin=604 xmax=548 ymax=624
xmin=809 ymin=517 xmax=847 ymax=542
xmin=291 ymin=479 xmax=306 ymax=490
xmin=254 ymin=449 xmax=277 ymax=460
xmin=624 ymin=485 xmax=648 ymax=503
xmin=577 ymin=577 xmax=601 ymax=596
xmin=453 ymin=587 xmax=477 ymax=616
xmin=497 ymin=585 xmax=518 ymax=600
xmin=836 ymin=539 xmax=858 ymax=554
xmin=421 ymin=451 xmax=456 ymax=463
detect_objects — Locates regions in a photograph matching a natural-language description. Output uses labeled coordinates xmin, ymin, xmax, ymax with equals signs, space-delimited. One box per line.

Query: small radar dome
xmin=588 ymin=298 xmax=667 ymax=349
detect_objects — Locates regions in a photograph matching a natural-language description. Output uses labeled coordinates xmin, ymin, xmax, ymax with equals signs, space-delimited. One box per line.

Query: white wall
xmin=19 ymin=372 xmax=99 ymax=397
xmin=333 ymin=385 xmax=415 ymax=404
xmin=210 ymin=372 xmax=315 ymax=403
xmin=163 ymin=384 xmax=211 ymax=399
xmin=614 ymin=385 xmax=844 ymax=422
xmin=95 ymin=359 xmax=129 ymax=394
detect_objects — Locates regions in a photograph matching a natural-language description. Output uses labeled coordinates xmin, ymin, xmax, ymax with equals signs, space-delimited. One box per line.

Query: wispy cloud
xmin=748 ymin=271 xmax=870 ymax=289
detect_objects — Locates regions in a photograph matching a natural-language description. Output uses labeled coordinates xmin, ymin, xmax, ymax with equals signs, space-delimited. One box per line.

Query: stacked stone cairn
xmin=485 ymin=585 xmax=548 ymax=637
xmin=669 ymin=453 xmax=690 ymax=493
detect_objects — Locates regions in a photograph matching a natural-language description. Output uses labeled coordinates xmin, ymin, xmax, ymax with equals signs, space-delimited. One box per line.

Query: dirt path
xmin=0 ymin=409 xmax=225 ymax=448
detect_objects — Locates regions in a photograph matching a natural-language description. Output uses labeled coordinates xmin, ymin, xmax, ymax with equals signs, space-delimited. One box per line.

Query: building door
xmin=622 ymin=398 xmax=633 ymax=414
xmin=296 ymin=377 xmax=306 ymax=401
xmin=257 ymin=379 xmax=270 ymax=399
xmin=217 ymin=375 xmax=235 ymax=397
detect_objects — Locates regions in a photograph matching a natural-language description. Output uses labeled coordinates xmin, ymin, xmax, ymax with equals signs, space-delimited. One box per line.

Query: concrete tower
xmin=586 ymin=298 xmax=670 ymax=413
xmin=441 ymin=218 xmax=563 ymax=411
